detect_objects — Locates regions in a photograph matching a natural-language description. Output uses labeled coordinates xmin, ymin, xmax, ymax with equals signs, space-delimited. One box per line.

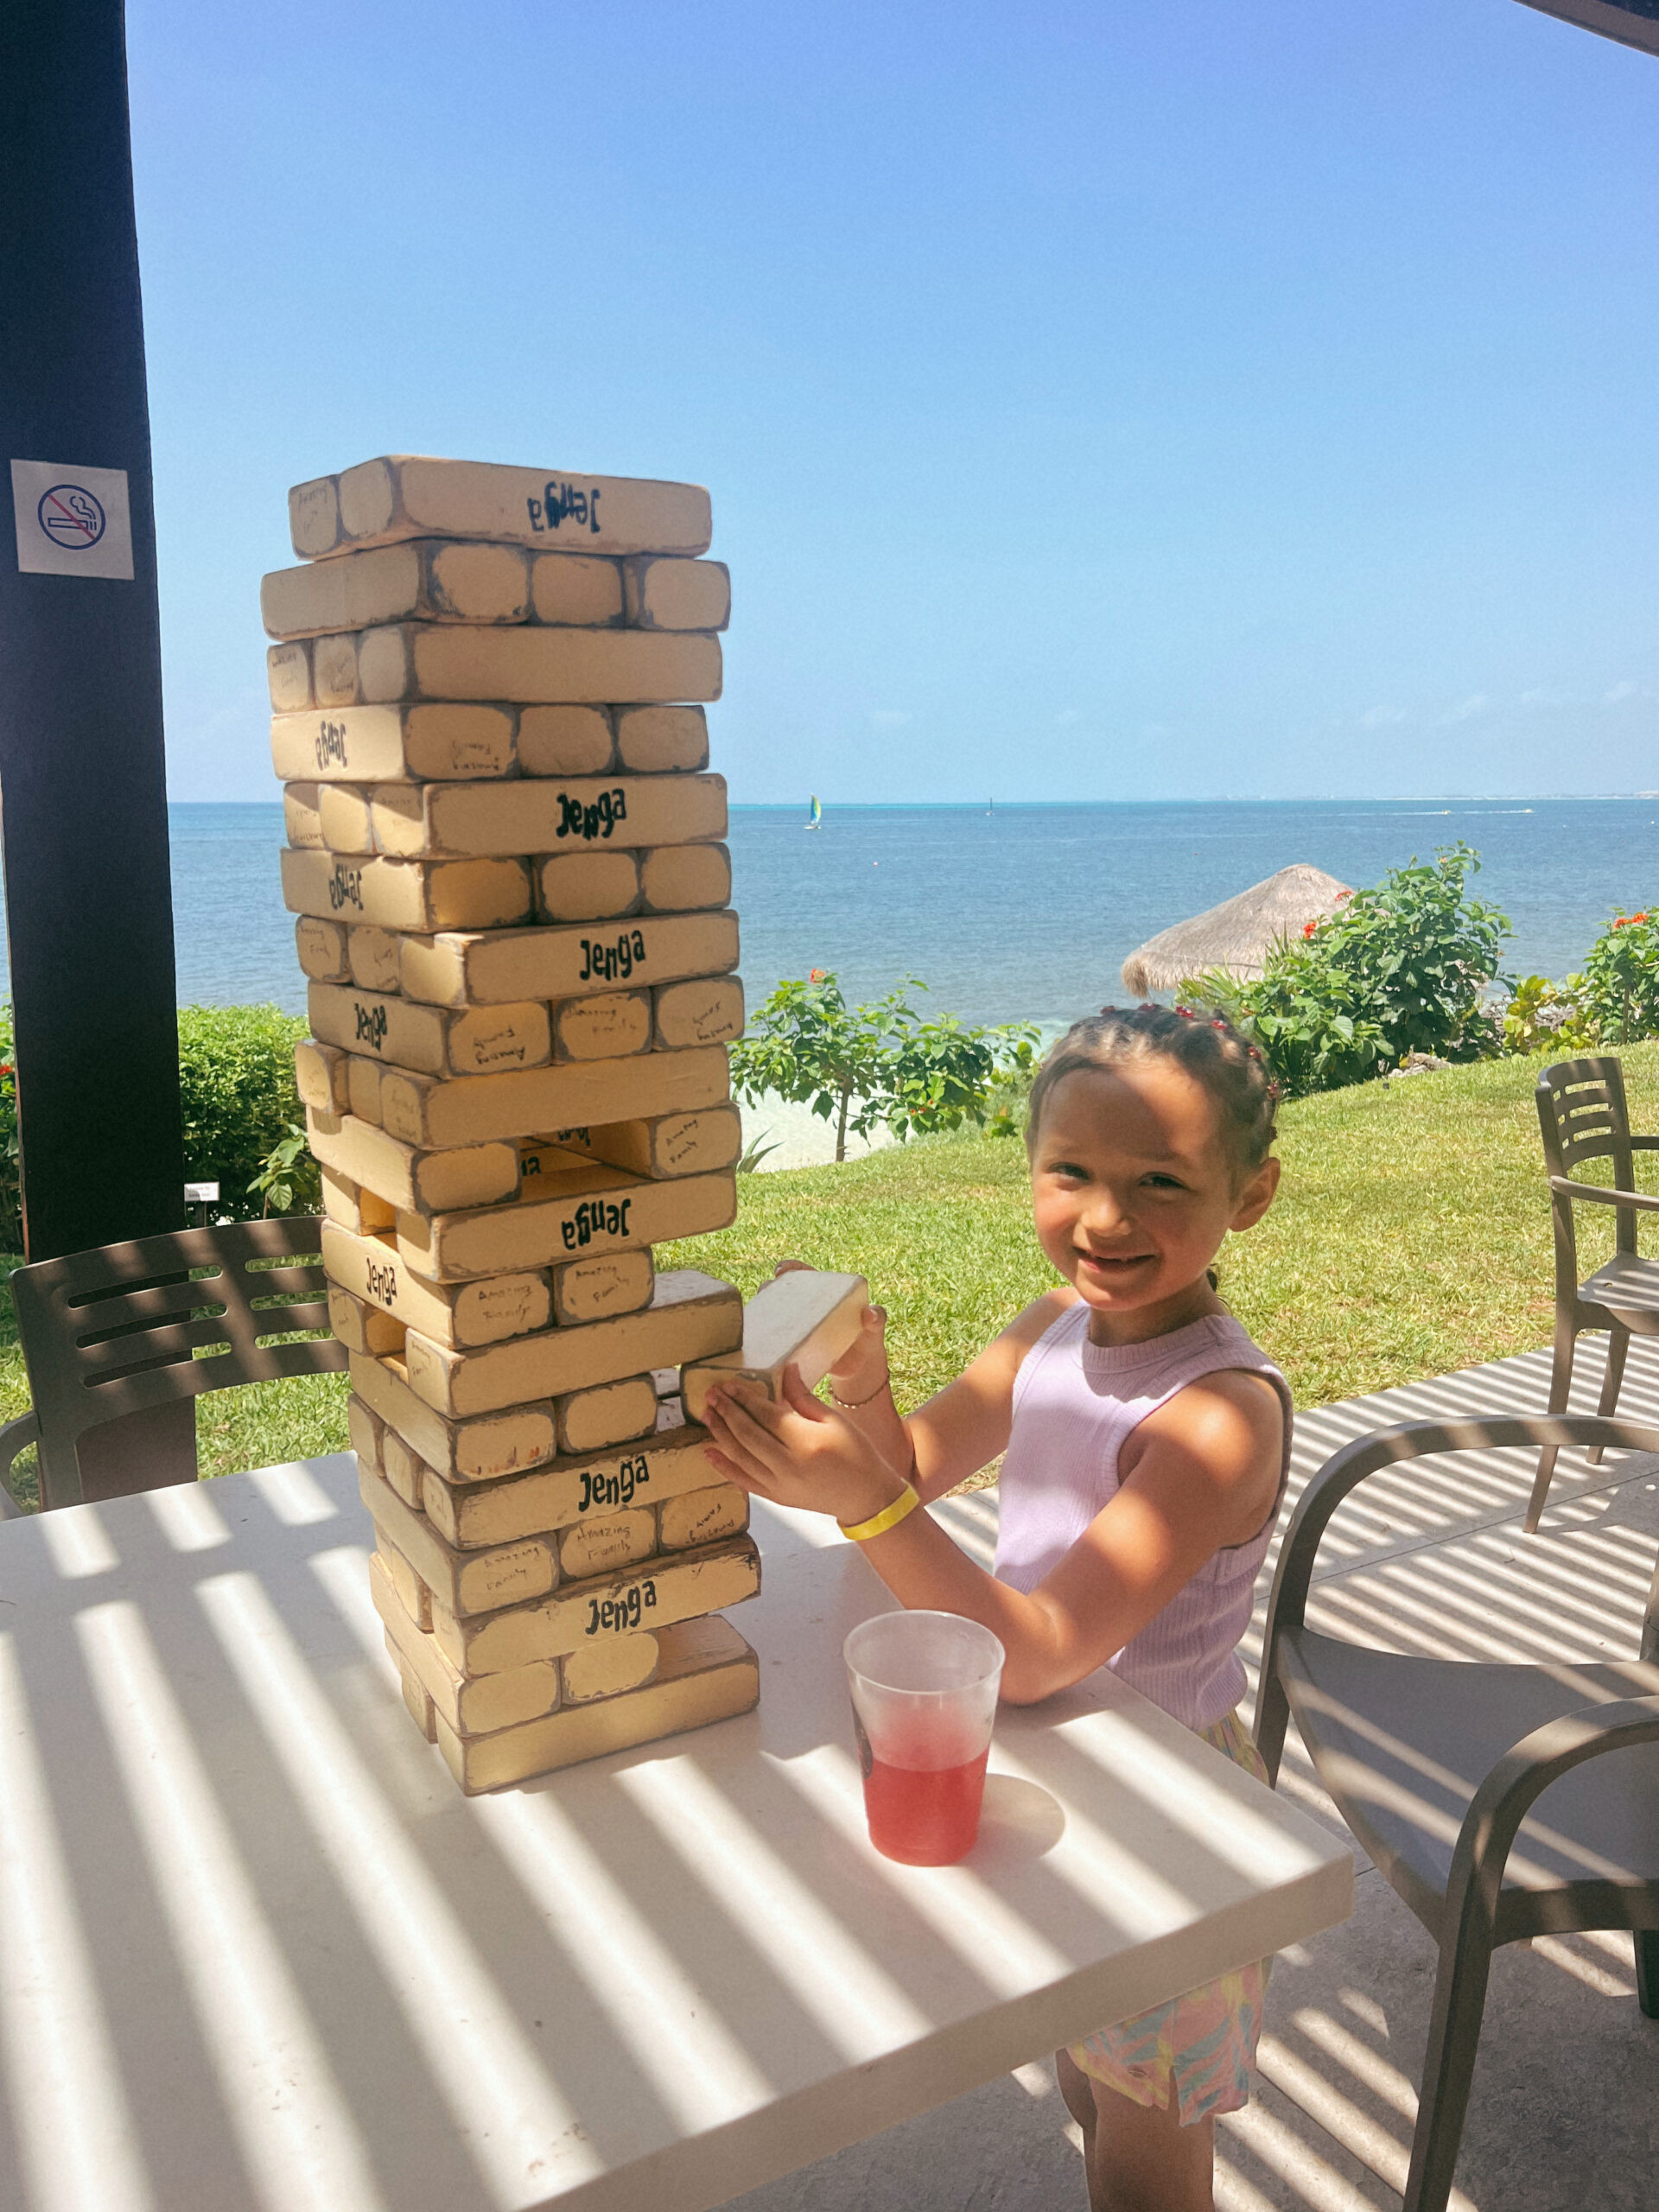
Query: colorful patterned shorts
xmin=1067 ymin=1708 xmax=1270 ymax=2129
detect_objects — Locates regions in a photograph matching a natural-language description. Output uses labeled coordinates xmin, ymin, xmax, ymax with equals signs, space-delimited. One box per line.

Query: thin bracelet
xmin=838 ymin=1482 xmax=922 ymax=1543
xmin=829 ymin=1370 xmax=892 ymax=1410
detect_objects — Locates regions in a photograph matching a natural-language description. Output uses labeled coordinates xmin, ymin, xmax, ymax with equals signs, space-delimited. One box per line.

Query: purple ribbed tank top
xmin=992 ymin=1305 xmax=1293 ymax=1732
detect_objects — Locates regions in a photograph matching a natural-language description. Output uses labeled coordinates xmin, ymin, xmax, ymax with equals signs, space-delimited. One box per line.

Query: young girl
xmin=701 ymin=1004 xmax=1289 ymax=2212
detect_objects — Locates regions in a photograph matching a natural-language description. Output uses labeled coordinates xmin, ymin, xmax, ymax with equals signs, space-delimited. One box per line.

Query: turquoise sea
xmin=6 ymin=798 xmax=1658 ymax=1029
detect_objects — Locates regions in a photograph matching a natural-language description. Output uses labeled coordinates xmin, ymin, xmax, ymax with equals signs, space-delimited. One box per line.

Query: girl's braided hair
xmin=1025 ymin=1004 xmax=1280 ymax=1179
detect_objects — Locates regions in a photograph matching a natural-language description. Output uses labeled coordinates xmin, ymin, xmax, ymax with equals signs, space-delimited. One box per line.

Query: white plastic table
xmin=0 ymin=1456 xmax=1351 ymax=2212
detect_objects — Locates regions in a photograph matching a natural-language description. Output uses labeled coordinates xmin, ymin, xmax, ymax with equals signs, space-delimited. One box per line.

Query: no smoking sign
xmin=10 ymin=458 xmax=134 ymax=579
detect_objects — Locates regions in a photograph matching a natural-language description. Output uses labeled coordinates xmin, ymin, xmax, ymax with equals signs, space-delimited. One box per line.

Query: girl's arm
xmin=760 ymin=1268 xmax=1077 ymax=1505
xmin=702 ymin=1365 xmax=1283 ymax=1705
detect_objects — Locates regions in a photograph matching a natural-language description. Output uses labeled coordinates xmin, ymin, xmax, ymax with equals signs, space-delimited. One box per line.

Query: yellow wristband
xmin=838 ymin=1482 xmax=922 ymax=1543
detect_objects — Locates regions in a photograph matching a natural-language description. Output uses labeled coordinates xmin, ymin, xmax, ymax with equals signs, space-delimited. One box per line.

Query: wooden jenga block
xmin=658 ymin=1483 xmax=751 ymax=1552
xmin=284 ymin=782 xmax=324 ymax=848
xmin=576 ymin=1105 xmax=743 ymax=1179
xmin=346 ymin=925 xmax=402 ymax=995
xmin=621 ymin=557 xmax=731 ymax=632
xmin=346 ymin=1055 xmax=384 ymax=1127
xmin=557 ymin=1510 xmax=656 ymax=1581
xmin=263 ymin=540 xmax=531 ymax=639
xmin=393 ymin=1646 xmax=440 ymax=1742
xmin=304 ymin=1109 xmax=518 ymax=1216
xmin=316 ymin=784 xmax=374 ymax=855
xmin=536 ymin=849 xmax=640 ymax=922
xmin=377 ymin=1541 xmax=434 ymax=1633
xmin=528 ymin=554 xmax=624 ymax=626
xmin=360 ymin=1461 xmax=558 ymax=1618
xmin=294 ymin=1039 xmax=351 ymax=1116
xmin=613 ymin=704 xmax=708 ymax=773
xmin=379 ymin=1427 xmax=428 ymax=1509
xmin=377 ymin=1039 xmax=730 ymax=1150
xmin=296 ymin=914 xmax=351 ymax=982
xmin=556 ymin=1375 xmax=658 ymax=1457
xmin=327 ymin=1286 xmax=407 ymax=1357
xmin=267 ymin=641 xmax=314 ymax=714
xmin=433 ymin=1618 xmax=757 ymax=1794
xmin=372 ymin=1555 xmax=562 ymax=1736
xmin=399 ymin=1269 xmax=742 ymax=1419
xmin=683 ymin=1271 xmax=871 ymax=1421
xmin=321 ymin=1166 xmax=397 ymax=1236
xmin=420 ymin=1424 xmax=709 ymax=1549
xmin=550 ymin=990 xmax=651 ymax=1062
xmin=368 ymin=772 xmax=727 ymax=861
xmin=652 ymin=975 xmax=744 ymax=1050
xmin=560 ymin=1632 xmax=659 ymax=1705
xmin=322 ymin=1220 xmax=551 ymax=1349
xmin=272 ymin=704 xmax=517 ymax=784
xmin=429 ymin=1534 xmax=759 ymax=1676
xmin=347 ymin=624 xmax=721 ymax=709
xmin=395 ymin=1167 xmax=735 ymax=1283
xmin=280 ymin=847 xmax=531 ymax=933
xmin=346 ymin=1392 xmax=385 ymax=1476
xmin=350 ymin=1350 xmax=555 ymax=1483
xmin=289 ymin=457 xmax=712 ymax=561
xmin=551 ymin=1248 xmax=655 ymax=1325
xmin=398 ymin=912 xmax=739 ymax=1011
xmin=639 ymin=843 xmax=730 ymax=913
xmin=308 ymin=982 xmax=552 ymax=1081
xmin=515 ymin=705 xmax=614 ymax=777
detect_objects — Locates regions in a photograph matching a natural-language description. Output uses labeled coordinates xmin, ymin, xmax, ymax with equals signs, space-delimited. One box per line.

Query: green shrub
xmin=1581 ymin=910 xmax=1659 ymax=1045
xmin=1501 ymin=974 xmax=1599 ymax=1057
xmin=178 ymin=1005 xmax=317 ymax=1217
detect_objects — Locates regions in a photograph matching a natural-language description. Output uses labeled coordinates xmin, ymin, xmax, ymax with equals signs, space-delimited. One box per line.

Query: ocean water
xmin=3 ymin=797 xmax=1656 ymax=1029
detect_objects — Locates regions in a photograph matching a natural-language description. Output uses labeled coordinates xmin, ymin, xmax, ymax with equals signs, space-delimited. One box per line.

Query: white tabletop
xmin=0 ymin=1457 xmax=1350 ymax=2212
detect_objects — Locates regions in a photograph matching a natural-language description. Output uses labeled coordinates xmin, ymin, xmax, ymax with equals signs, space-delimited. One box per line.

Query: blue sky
xmin=129 ymin=0 xmax=1659 ymax=804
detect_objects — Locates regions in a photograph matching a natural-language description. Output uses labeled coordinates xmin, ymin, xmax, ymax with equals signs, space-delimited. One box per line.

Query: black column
xmin=0 ymin=0 xmax=194 ymax=1494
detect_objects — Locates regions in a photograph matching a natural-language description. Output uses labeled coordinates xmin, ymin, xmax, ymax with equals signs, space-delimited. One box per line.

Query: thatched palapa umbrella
xmin=1121 ymin=865 xmax=1353 ymax=997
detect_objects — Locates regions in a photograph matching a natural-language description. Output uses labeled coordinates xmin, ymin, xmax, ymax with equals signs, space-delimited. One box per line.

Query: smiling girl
xmin=701 ymin=1004 xmax=1290 ymax=2212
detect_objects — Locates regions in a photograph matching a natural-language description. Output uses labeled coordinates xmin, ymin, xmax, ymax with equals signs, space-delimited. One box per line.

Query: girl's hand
xmin=701 ymin=1364 xmax=906 ymax=1527
xmin=768 ymin=1258 xmax=890 ymax=1398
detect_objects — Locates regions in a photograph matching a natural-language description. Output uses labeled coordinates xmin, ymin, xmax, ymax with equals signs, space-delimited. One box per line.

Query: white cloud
xmin=1517 ymin=688 xmax=1569 ymax=708
xmin=1055 ymin=708 xmax=1084 ymax=728
xmin=1603 ymin=680 xmax=1639 ymax=705
xmin=1440 ymin=694 xmax=1491 ymax=725
xmin=1359 ymin=704 xmax=1408 ymax=728
xmin=870 ymin=709 xmax=912 ymax=729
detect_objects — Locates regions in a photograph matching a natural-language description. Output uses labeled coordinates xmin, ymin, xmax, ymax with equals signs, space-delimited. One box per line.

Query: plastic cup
xmin=843 ymin=1611 xmax=1006 ymax=1866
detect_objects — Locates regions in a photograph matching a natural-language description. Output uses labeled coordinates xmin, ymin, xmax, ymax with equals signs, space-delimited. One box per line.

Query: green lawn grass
xmin=4 ymin=1046 xmax=1654 ymax=1491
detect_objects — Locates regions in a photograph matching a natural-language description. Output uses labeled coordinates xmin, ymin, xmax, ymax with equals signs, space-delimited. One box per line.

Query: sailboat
xmin=804 ymin=794 xmax=823 ymax=831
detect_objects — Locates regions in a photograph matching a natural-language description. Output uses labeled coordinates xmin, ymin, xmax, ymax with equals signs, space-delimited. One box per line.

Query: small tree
xmin=1582 ymin=910 xmax=1659 ymax=1044
xmin=729 ymin=972 xmax=1037 ymax=1162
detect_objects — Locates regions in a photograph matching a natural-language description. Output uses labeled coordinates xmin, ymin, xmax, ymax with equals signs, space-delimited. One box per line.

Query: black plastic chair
xmin=1529 ymin=1055 xmax=1659 ymax=1530
xmin=1257 ymin=1412 xmax=1659 ymax=2212
xmin=2 ymin=1217 xmax=346 ymax=1512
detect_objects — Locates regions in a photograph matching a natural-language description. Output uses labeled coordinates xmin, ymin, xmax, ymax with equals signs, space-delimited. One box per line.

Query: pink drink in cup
xmin=843 ymin=1611 xmax=1006 ymax=1866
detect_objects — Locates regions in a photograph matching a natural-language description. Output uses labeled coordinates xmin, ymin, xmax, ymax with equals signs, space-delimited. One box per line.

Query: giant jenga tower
xmin=264 ymin=455 xmax=763 ymax=1793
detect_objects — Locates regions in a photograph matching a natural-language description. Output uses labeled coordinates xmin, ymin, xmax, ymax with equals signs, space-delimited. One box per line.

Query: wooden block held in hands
xmin=272 ymin=703 xmax=516 ymax=785
xmin=683 ymin=1271 xmax=870 ymax=1422
xmin=516 ymin=704 xmax=614 ymax=778
xmin=652 ymin=975 xmax=744 ymax=1050
xmin=551 ymin=990 xmax=651 ymax=1062
xmin=395 ymin=1166 xmax=735 ymax=1284
xmin=399 ymin=912 xmax=739 ymax=1012
xmin=262 ymin=539 xmax=531 ymax=639
xmin=621 ymin=556 xmax=730 ymax=632
xmin=431 ymin=1617 xmax=757 ymax=1793
xmin=290 ymin=457 xmax=711 ymax=561
xmin=613 ymin=705 xmax=708 ymax=774
xmin=551 ymin=1248 xmax=655 ymax=1325
xmin=281 ymin=847 xmax=531 ymax=934
xmin=421 ymin=1422 xmax=709 ymax=1548
xmin=399 ymin=1269 xmax=741 ymax=1418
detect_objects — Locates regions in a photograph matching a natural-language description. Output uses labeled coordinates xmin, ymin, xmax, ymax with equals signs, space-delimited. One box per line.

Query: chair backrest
xmin=8 ymin=1217 xmax=346 ymax=1510
xmin=1536 ymin=1054 xmax=1639 ymax=1264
